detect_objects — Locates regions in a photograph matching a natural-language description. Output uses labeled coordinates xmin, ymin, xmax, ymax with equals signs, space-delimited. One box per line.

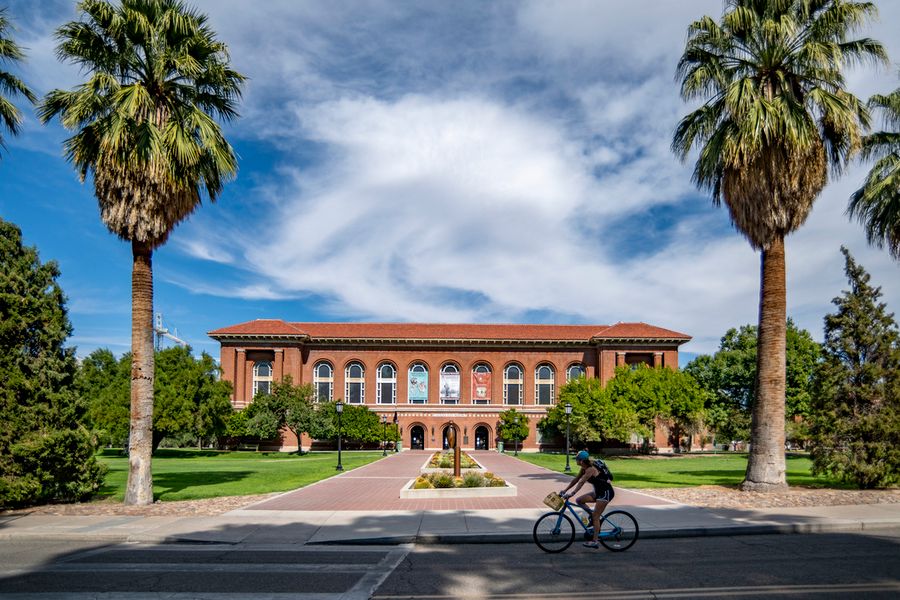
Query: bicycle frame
xmin=556 ymin=499 xmax=618 ymax=537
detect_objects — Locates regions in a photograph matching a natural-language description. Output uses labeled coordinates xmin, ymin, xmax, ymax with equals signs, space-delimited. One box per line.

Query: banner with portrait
xmin=408 ymin=369 xmax=428 ymax=402
xmin=471 ymin=371 xmax=492 ymax=402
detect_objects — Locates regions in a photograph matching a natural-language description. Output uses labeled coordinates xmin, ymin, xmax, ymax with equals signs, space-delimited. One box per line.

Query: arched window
xmin=313 ymin=361 xmax=333 ymax=402
xmin=503 ymin=364 xmax=523 ymax=405
xmin=535 ymin=364 xmax=555 ymax=405
xmin=376 ymin=362 xmax=396 ymax=404
xmin=408 ymin=363 xmax=428 ymax=404
xmin=471 ymin=363 xmax=492 ymax=404
xmin=253 ymin=361 xmax=273 ymax=397
xmin=439 ymin=363 xmax=460 ymax=404
xmin=345 ymin=362 xmax=365 ymax=404
xmin=566 ymin=364 xmax=585 ymax=382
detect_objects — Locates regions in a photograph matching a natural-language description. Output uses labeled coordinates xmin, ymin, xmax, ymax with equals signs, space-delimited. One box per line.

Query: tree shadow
xmin=1 ymin=513 xmax=898 ymax=596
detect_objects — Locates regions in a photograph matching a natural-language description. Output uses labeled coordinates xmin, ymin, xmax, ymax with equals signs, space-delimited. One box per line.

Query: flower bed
xmin=400 ymin=471 xmax=516 ymax=499
xmin=426 ymin=451 xmax=480 ymax=470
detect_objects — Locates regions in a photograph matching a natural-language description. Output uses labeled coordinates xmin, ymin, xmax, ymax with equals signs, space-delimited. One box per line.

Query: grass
xmin=513 ymin=452 xmax=852 ymax=489
xmin=95 ymin=449 xmax=385 ymax=502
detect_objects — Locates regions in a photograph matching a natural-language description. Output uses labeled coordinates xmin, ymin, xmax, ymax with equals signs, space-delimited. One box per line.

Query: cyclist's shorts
xmin=592 ymin=482 xmax=614 ymax=503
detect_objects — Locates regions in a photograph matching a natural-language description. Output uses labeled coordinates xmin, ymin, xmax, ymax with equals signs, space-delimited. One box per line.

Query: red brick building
xmin=208 ymin=320 xmax=691 ymax=451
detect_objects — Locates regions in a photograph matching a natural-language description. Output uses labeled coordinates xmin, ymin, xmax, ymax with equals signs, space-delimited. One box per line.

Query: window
xmin=345 ymin=362 xmax=365 ymax=404
xmin=566 ymin=364 xmax=585 ymax=382
xmin=471 ymin=363 xmax=492 ymax=404
xmin=376 ymin=362 xmax=396 ymax=404
xmin=408 ymin=363 xmax=428 ymax=404
xmin=503 ymin=364 xmax=523 ymax=405
xmin=535 ymin=364 xmax=555 ymax=405
xmin=313 ymin=361 xmax=333 ymax=402
xmin=439 ymin=363 xmax=460 ymax=404
xmin=253 ymin=360 xmax=273 ymax=397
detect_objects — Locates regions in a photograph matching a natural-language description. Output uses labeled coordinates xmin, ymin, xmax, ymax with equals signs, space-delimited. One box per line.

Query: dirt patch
xmin=643 ymin=486 xmax=900 ymax=509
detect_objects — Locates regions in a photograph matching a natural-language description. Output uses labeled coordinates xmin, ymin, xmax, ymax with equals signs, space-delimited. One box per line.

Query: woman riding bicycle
xmin=559 ymin=450 xmax=614 ymax=549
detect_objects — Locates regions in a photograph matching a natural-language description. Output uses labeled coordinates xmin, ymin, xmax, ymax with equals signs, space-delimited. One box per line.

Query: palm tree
xmin=849 ymin=79 xmax=900 ymax=259
xmin=39 ymin=0 xmax=245 ymax=505
xmin=672 ymin=0 xmax=886 ymax=491
xmin=0 ymin=7 xmax=36 ymax=155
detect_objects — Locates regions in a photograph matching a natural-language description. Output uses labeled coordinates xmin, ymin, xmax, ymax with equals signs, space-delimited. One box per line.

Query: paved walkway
xmin=245 ymin=451 xmax=671 ymax=511
xmin=2 ymin=451 xmax=899 ymax=545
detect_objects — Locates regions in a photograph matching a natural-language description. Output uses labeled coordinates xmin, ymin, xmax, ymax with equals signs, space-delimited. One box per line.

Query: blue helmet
xmin=575 ymin=450 xmax=589 ymax=462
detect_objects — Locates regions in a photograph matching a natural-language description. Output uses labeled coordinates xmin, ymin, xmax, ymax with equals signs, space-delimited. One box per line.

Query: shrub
xmin=462 ymin=472 xmax=485 ymax=487
xmin=431 ymin=472 xmax=456 ymax=488
xmin=412 ymin=476 xmax=434 ymax=489
xmin=487 ymin=476 xmax=506 ymax=487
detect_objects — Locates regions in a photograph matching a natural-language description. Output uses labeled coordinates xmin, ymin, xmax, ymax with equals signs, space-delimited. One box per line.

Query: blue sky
xmin=1 ymin=0 xmax=899 ymax=364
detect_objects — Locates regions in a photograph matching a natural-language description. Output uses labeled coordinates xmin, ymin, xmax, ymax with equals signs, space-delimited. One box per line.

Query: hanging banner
xmin=439 ymin=371 xmax=460 ymax=403
xmin=472 ymin=371 xmax=492 ymax=402
xmin=408 ymin=369 xmax=428 ymax=402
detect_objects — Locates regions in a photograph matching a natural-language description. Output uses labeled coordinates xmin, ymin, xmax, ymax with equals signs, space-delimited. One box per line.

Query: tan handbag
xmin=542 ymin=491 xmax=564 ymax=511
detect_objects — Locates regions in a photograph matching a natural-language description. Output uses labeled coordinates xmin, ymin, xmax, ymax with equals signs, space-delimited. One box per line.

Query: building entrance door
xmin=410 ymin=426 xmax=425 ymax=450
xmin=475 ymin=426 xmax=489 ymax=450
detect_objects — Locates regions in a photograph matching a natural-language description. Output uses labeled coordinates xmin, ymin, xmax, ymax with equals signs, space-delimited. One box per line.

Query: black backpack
xmin=592 ymin=459 xmax=614 ymax=482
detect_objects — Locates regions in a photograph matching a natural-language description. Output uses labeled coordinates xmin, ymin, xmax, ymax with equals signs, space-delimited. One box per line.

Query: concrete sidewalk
xmin=2 ymin=451 xmax=899 ymax=545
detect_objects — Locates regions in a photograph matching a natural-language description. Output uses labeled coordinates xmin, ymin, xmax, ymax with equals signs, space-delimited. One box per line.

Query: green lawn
xmin=513 ymin=452 xmax=850 ymax=489
xmin=96 ymin=449 xmax=385 ymax=502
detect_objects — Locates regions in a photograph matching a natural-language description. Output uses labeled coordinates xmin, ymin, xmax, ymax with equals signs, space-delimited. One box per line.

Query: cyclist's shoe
xmin=582 ymin=541 xmax=600 ymax=549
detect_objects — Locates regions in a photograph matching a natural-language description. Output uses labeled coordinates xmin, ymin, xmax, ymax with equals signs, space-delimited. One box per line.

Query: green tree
xmin=153 ymin=346 xmax=232 ymax=451
xmin=539 ymin=377 xmax=640 ymax=447
xmin=77 ymin=348 xmax=130 ymax=446
xmin=244 ymin=377 xmax=316 ymax=452
xmin=685 ymin=321 xmax=821 ymax=443
xmin=498 ymin=408 xmax=529 ymax=449
xmin=0 ymin=7 xmax=36 ymax=155
xmin=39 ymin=0 xmax=245 ymax=505
xmin=78 ymin=346 xmax=232 ymax=452
xmin=673 ymin=0 xmax=885 ymax=491
xmin=0 ymin=219 xmax=105 ymax=507
xmin=607 ymin=366 xmax=705 ymax=452
xmin=808 ymin=248 xmax=900 ymax=488
xmin=849 ymin=75 xmax=900 ymax=260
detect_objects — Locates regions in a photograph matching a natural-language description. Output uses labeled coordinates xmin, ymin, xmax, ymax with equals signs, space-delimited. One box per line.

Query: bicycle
xmin=532 ymin=497 xmax=639 ymax=553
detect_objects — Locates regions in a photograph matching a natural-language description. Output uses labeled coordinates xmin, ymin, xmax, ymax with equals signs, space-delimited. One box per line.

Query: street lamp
xmin=335 ymin=401 xmax=344 ymax=471
xmin=564 ymin=403 xmax=572 ymax=472
xmin=382 ymin=415 xmax=387 ymax=457
xmin=513 ymin=415 xmax=519 ymax=456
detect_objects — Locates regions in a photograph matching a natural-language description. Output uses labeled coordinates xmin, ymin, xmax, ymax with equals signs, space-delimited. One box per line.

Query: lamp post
xmin=564 ymin=403 xmax=572 ymax=472
xmin=382 ymin=415 xmax=387 ymax=457
xmin=335 ymin=401 xmax=344 ymax=471
xmin=513 ymin=415 xmax=519 ymax=456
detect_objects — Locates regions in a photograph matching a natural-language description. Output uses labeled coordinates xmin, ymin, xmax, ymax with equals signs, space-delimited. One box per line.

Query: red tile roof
xmin=209 ymin=320 xmax=690 ymax=342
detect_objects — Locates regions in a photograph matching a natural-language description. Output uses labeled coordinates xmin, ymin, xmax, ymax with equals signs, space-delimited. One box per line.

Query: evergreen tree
xmin=808 ymin=247 xmax=900 ymax=488
xmin=77 ymin=348 xmax=130 ymax=446
xmin=0 ymin=218 xmax=105 ymax=507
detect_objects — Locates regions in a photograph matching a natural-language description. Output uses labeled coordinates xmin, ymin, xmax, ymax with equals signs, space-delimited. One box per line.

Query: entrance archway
xmin=410 ymin=425 xmax=425 ymax=450
xmin=475 ymin=426 xmax=489 ymax=450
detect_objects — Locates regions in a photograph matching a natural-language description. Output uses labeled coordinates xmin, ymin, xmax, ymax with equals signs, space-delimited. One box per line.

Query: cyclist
xmin=559 ymin=450 xmax=614 ymax=548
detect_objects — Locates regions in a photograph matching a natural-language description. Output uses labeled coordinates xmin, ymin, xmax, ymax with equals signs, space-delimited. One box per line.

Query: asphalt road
xmin=1 ymin=529 xmax=898 ymax=599
xmin=373 ymin=528 xmax=900 ymax=600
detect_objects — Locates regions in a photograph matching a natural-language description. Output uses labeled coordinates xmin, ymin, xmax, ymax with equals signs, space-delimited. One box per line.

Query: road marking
xmin=372 ymin=581 xmax=900 ymax=599
xmin=341 ymin=544 xmax=412 ymax=600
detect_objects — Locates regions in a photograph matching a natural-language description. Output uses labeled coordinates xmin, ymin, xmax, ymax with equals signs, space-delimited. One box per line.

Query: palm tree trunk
xmin=741 ymin=235 xmax=788 ymax=491
xmin=124 ymin=240 xmax=155 ymax=505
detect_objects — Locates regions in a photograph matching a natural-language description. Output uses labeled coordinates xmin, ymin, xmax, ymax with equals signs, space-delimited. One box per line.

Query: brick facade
xmin=209 ymin=321 xmax=691 ymax=452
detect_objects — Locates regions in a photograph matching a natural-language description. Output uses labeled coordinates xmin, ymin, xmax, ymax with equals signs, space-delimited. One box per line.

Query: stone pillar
xmin=653 ymin=352 xmax=663 ymax=368
xmin=616 ymin=352 xmax=626 ymax=367
xmin=235 ymin=349 xmax=247 ymax=407
xmin=274 ymin=348 xmax=284 ymax=382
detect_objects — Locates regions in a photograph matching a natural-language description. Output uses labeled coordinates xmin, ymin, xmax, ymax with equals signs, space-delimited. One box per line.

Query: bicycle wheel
xmin=598 ymin=510 xmax=638 ymax=552
xmin=533 ymin=512 xmax=575 ymax=553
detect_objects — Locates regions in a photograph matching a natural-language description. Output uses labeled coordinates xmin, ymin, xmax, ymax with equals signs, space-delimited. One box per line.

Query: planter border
xmin=400 ymin=479 xmax=517 ymax=499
